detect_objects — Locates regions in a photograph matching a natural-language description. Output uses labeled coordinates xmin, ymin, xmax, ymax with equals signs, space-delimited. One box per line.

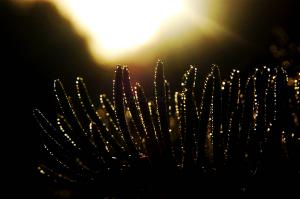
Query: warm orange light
xmin=13 ymin=0 xmax=231 ymax=66
xmin=52 ymin=0 xmax=184 ymax=61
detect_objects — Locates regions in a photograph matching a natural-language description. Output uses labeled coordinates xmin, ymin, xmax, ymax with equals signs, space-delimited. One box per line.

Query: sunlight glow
xmin=14 ymin=0 xmax=232 ymax=66
xmin=53 ymin=0 xmax=184 ymax=60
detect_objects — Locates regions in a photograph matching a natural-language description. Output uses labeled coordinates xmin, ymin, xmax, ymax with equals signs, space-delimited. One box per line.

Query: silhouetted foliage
xmin=34 ymin=60 xmax=299 ymax=198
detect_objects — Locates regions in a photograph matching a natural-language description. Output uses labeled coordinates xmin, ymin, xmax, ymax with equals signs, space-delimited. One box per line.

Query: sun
xmin=15 ymin=0 xmax=223 ymax=65
xmin=52 ymin=0 xmax=183 ymax=60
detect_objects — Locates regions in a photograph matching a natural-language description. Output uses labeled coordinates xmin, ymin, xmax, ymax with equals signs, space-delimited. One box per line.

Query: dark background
xmin=1 ymin=0 xmax=299 ymax=198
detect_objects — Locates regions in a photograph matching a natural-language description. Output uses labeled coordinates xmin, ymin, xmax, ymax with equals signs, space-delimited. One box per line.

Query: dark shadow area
xmin=1 ymin=1 xmax=111 ymax=198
